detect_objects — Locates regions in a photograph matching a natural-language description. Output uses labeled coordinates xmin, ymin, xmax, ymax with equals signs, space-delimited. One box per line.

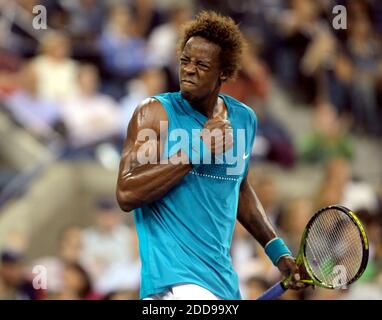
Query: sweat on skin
xmin=136 ymin=121 xmax=247 ymax=175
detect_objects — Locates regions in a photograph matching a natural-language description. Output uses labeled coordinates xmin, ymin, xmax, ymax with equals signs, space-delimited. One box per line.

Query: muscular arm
xmin=237 ymin=175 xmax=277 ymax=247
xmin=237 ymin=175 xmax=305 ymax=289
xmin=116 ymin=98 xmax=192 ymax=212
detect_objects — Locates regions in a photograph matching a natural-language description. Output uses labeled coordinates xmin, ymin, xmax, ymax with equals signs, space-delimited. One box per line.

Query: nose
xmin=183 ymin=62 xmax=196 ymax=75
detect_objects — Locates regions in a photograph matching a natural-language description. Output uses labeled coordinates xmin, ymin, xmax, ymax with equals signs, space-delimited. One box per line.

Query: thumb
xmin=212 ymin=104 xmax=227 ymax=119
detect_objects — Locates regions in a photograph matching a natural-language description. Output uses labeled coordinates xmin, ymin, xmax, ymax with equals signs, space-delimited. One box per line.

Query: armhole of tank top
xmin=151 ymin=96 xmax=173 ymax=159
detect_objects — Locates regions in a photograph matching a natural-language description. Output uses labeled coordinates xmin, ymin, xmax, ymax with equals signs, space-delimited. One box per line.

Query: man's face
xmin=179 ymin=36 xmax=224 ymax=102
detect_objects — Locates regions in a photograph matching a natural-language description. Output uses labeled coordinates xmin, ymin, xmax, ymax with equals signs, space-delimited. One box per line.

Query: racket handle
xmin=256 ymin=282 xmax=287 ymax=300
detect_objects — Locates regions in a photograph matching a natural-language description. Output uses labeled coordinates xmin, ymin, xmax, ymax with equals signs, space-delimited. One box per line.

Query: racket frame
xmin=282 ymin=205 xmax=369 ymax=290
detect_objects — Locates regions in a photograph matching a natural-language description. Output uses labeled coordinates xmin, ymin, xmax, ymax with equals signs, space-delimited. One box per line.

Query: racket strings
xmin=306 ymin=213 xmax=339 ymax=285
xmin=304 ymin=209 xmax=363 ymax=288
xmin=311 ymin=210 xmax=362 ymax=285
xmin=316 ymin=210 xmax=363 ymax=285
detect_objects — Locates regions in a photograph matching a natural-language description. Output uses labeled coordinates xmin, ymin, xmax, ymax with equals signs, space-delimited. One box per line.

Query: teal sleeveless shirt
xmin=134 ymin=91 xmax=257 ymax=299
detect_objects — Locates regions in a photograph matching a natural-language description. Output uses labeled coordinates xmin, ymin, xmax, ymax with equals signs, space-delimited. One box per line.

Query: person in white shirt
xmin=80 ymin=199 xmax=140 ymax=295
xmin=32 ymin=31 xmax=78 ymax=102
xmin=59 ymin=64 xmax=121 ymax=148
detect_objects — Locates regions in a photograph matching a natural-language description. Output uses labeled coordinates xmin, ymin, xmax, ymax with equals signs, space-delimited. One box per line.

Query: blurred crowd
xmin=0 ymin=199 xmax=140 ymax=300
xmin=0 ymin=0 xmax=381 ymax=300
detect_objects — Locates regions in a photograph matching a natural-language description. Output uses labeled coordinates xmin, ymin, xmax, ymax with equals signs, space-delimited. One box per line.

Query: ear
xmin=220 ymin=72 xmax=228 ymax=82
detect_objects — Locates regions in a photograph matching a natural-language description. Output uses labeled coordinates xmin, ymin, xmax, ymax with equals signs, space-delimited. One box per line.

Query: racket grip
xmin=256 ymin=282 xmax=287 ymax=300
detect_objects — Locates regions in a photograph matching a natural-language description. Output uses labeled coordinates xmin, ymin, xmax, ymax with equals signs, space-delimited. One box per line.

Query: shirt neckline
xmin=178 ymin=91 xmax=232 ymax=126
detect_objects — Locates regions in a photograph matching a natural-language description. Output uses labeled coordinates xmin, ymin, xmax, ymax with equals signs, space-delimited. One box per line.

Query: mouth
xmin=181 ymin=79 xmax=196 ymax=85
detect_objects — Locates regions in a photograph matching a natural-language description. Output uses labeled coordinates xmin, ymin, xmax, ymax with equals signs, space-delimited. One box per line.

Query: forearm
xmin=116 ymin=152 xmax=192 ymax=212
xmin=237 ymin=179 xmax=277 ymax=247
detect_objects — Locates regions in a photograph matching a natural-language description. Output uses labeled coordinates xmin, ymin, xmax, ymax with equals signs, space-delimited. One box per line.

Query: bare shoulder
xmin=132 ymin=98 xmax=168 ymax=131
xmin=122 ymin=97 xmax=168 ymax=154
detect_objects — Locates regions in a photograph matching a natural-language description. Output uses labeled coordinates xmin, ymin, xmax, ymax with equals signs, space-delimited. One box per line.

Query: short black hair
xmin=178 ymin=11 xmax=245 ymax=80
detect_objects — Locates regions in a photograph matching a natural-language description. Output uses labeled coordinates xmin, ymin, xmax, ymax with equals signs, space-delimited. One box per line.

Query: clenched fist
xmin=201 ymin=116 xmax=233 ymax=155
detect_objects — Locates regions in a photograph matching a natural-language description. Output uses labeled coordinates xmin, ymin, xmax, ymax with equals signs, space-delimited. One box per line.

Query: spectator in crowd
xmin=315 ymin=157 xmax=379 ymax=214
xmin=272 ymin=0 xmax=328 ymax=103
xmin=299 ymin=100 xmax=353 ymax=164
xmin=80 ymin=198 xmax=140 ymax=295
xmin=33 ymin=225 xmax=83 ymax=297
xmin=278 ymin=197 xmax=314 ymax=254
xmin=120 ymin=67 xmax=167 ymax=136
xmin=251 ymin=102 xmax=296 ymax=168
xmin=0 ymin=49 xmax=22 ymax=99
xmin=250 ymin=173 xmax=282 ymax=226
xmin=3 ymin=61 xmax=64 ymax=140
xmin=59 ymin=64 xmax=121 ymax=149
xmin=356 ymin=211 xmax=382 ymax=282
xmin=0 ymin=250 xmax=42 ymax=300
xmin=221 ymin=41 xmax=296 ymax=168
xmin=64 ymin=0 xmax=105 ymax=41
xmin=324 ymin=51 xmax=354 ymax=117
xmin=147 ymin=1 xmax=193 ymax=87
xmin=98 ymin=4 xmax=148 ymax=99
xmin=53 ymin=262 xmax=99 ymax=300
xmin=347 ymin=15 xmax=381 ymax=136
xmin=221 ymin=41 xmax=270 ymax=105
xmin=32 ymin=31 xmax=78 ymax=102
xmin=0 ymin=0 xmax=40 ymax=55
xmin=231 ymin=223 xmax=258 ymax=284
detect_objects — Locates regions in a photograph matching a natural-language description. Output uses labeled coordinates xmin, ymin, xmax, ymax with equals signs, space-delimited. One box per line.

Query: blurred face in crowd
xmin=96 ymin=209 xmax=121 ymax=233
xmin=179 ymin=36 xmax=226 ymax=103
xmin=109 ymin=5 xmax=134 ymax=36
xmin=349 ymin=17 xmax=372 ymax=41
xmin=78 ymin=65 xmax=99 ymax=96
xmin=313 ymin=101 xmax=349 ymax=140
xmin=0 ymin=261 xmax=24 ymax=288
xmin=41 ymin=32 xmax=71 ymax=60
xmin=171 ymin=5 xmax=192 ymax=27
xmin=141 ymin=68 xmax=167 ymax=96
xmin=291 ymin=0 xmax=319 ymax=22
xmin=59 ymin=226 xmax=83 ymax=263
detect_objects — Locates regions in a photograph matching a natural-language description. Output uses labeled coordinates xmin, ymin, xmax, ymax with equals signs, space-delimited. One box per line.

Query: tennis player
xmin=116 ymin=11 xmax=303 ymax=300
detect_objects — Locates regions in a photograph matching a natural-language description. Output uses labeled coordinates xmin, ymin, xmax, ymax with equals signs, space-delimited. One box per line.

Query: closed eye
xmin=198 ymin=63 xmax=210 ymax=70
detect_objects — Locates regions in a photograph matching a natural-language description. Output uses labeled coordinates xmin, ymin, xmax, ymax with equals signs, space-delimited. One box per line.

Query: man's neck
xmin=188 ymin=88 xmax=221 ymax=119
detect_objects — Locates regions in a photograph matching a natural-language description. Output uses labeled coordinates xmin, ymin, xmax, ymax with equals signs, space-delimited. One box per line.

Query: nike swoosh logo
xmin=243 ymin=153 xmax=250 ymax=159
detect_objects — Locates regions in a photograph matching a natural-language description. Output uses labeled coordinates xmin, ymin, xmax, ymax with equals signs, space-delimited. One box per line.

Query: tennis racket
xmin=257 ymin=205 xmax=369 ymax=300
